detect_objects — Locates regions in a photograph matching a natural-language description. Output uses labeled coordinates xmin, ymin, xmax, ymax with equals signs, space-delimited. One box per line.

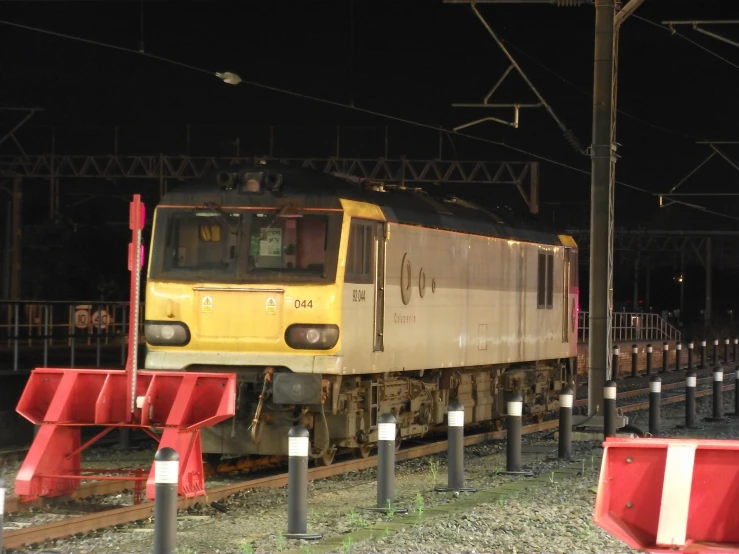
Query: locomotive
xmin=143 ymin=163 xmax=579 ymax=465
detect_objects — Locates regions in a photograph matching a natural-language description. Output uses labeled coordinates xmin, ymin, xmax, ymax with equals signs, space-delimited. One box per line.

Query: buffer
xmin=14 ymin=195 xmax=236 ymax=502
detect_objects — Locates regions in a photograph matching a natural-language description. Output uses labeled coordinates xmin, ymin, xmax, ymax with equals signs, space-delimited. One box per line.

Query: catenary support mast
xmin=444 ymin=0 xmax=647 ymax=420
xmin=587 ymin=0 xmax=617 ymax=416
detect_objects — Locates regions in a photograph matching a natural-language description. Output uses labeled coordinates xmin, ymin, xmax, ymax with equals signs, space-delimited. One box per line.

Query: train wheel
xmin=355 ymin=444 xmax=373 ymax=459
xmin=316 ymin=448 xmax=336 ymax=466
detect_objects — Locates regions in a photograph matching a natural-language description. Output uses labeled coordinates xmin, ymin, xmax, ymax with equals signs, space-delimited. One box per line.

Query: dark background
xmin=1 ymin=0 xmax=738 ymax=325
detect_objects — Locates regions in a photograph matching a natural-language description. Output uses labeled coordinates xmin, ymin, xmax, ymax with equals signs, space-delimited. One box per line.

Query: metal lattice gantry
xmin=0 ymin=154 xmax=541 ymax=213
xmin=568 ymin=228 xmax=739 ymax=267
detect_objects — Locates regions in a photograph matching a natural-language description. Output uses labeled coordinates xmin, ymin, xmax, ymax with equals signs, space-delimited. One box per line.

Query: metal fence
xmin=578 ymin=311 xmax=682 ymax=344
xmin=0 ymin=301 xmax=144 ymax=372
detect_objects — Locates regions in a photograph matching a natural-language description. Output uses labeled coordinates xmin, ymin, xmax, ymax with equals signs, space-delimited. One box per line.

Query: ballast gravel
xmin=6 ymin=387 xmax=738 ymax=554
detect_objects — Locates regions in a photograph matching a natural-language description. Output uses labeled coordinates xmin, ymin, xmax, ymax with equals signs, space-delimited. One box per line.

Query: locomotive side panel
xmin=465 ymin=237 xmax=569 ymax=366
xmin=370 ymin=223 xmax=571 ymax=372
xmin=381 ymin=222 xmax=469 ymax=372
xmin=466 ymin=236 xmax=520 ymax=366
xmin=524 ymin=244 xmax=565 ymax=362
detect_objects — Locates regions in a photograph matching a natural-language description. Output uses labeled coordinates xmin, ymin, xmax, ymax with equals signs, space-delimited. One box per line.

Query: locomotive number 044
xmin=294 ymin=299 xmax=313 ymax=308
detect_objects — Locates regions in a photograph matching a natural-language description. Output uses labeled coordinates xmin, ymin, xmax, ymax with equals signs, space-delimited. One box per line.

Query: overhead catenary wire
xmin=497 ymin=34 xmax=706 ymax=142
xmin=1 ymin=18 xmax=738 ymax=222
xmin=465 ymin=1 xmax=587 ymax=154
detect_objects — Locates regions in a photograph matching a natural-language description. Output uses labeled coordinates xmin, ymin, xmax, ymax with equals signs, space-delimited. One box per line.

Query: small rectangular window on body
xmin=537 ymin=251 xmax=546 ymax=308
xmin=546 ymin=252 xmax=554 ymax=308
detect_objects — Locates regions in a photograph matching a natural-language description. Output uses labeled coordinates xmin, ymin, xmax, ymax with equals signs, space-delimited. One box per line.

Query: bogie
xmin=200 ymin=361 xmax=575 ymax=460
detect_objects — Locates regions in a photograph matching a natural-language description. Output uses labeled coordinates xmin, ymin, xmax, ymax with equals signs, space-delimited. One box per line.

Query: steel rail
xmin=572 ymin=373 xmax=718 ymax=407
xmin=0 ymin=418 xmax=557 ymax=549
xmin=620 ymin=383 xmax=735 ymax=413
xmin=4 ymin=479 xmax=137 ymax=513
xmin=4 ymin=381 xmax=735 ymax=549
xmin=3 ymin=372 xmax=726 ymax=514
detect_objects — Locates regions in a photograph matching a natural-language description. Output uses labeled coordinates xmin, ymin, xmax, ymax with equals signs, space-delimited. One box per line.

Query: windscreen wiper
xmin=204 ymin=202 xmax=240 ymax=234
xmin=263 ymin=202 xmax=295 ymax=230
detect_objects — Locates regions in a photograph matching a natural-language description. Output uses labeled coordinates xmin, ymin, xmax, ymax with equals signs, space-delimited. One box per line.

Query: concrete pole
xmin=587 ymin=0 xmax=617 ymax=417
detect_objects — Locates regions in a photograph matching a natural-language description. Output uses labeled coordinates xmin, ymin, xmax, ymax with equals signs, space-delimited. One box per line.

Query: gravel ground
xmin=8 ymin=440 xmax=623 ymax=554
xmin=5 ymin=386 xmax=738 ymax=554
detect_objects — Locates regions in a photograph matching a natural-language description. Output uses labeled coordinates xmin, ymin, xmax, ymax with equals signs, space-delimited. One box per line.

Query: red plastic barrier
xmin=594 ymin=437 xmax=739 ymax=553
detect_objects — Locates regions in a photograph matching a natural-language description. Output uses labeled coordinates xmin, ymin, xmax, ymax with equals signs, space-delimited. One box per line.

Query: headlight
xmin=285 ymin=324 xmax=339 ymax=350
xmin=145 ymin=321 xmax=190 ymax=346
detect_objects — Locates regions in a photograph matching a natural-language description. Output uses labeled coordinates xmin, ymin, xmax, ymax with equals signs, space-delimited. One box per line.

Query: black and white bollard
xmin=558 ymin=386 xmax=574 ymax=461
xmin=119 ymin=427 xmax=131 ymax=450
xmin=154 ymin=447 xmax=179 ymax=554
xmin=661 ymin=342 xmax=669 ymax=373
xmin=499 ymin=392 xmax=533 ymax=476
xmin=366 ymin=414 xmax=407 ymax=513
xmin=285 ymin=426 xmax=322 ymax=539
xmin=604 ymin=380 xmax=617 ymax=439
xmin=646 ymin=344 xmax=653 ymax=375
xmin=631 ymin=344 xmax=638 ymax=378
xmin=685 ymin=370 xmax=697 ymax=428
xmin=675 ymin=342 xmax=682 ymax=372
xmin=732 ymin=366 xmax=739 ymax=417
xmin=734 ymin=339 xmax=738 ymax=364
xmin=649 ymin=375 xmax=661 ymax=436
xmin=725 ymin=338 xmax=731 ymax=364
xmin=713 ymin=339 xmax=719 ymax=365
xmin=435 ymin=401 xmax=476 ymax=493
xmin=688 ymin=342 xmax=694 ymax=370
xmin=705 ymin=366 xmax=725 ymax=422
xmin=701 ymin=340 xmax=707 ymax=369
xmin=612 ymin=346 xmax=620 ymax=379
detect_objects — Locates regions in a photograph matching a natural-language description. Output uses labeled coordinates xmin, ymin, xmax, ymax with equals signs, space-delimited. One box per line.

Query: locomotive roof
xmin=158 ymin=163 xmax=569 ymax=247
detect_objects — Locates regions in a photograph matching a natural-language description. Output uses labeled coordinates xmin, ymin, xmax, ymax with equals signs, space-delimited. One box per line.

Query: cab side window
xmin=345 ymin=221 xmax=374 ymax=284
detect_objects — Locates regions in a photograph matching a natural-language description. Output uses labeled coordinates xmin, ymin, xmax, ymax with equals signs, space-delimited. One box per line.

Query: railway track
xmin=3 ymin=376 xmax=735 ymax=551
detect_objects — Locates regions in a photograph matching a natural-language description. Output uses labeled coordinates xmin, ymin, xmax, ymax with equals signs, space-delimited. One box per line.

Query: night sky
xmin=1 ymin=0 xmax=738 ymax=321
